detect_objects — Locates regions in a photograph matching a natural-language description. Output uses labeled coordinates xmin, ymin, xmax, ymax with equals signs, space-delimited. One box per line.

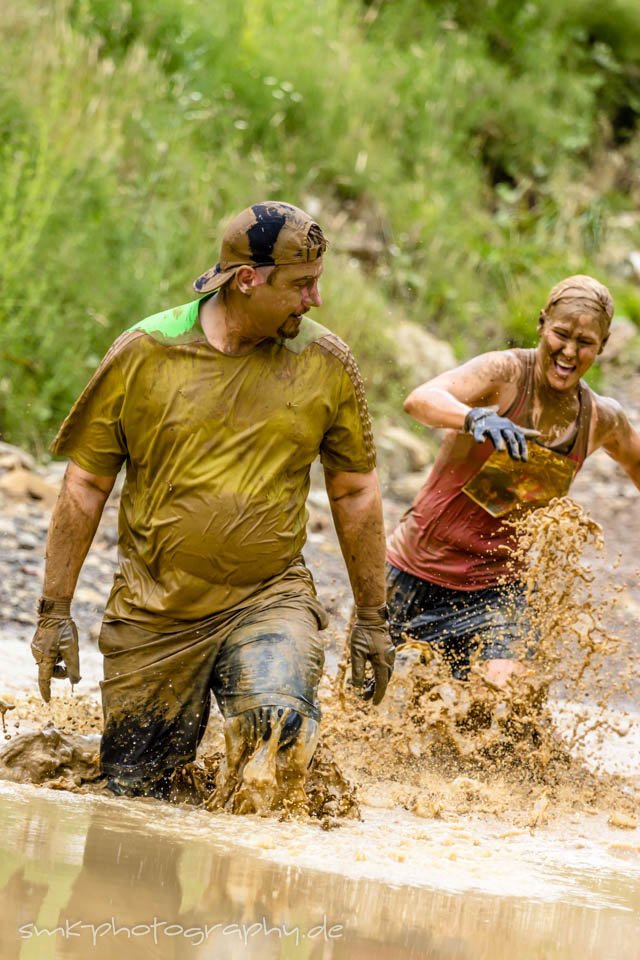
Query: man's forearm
xmin=42 ymin=467 xmax=113 ymax=599
xmin=328 ymin=482 xmax=386 ymax=607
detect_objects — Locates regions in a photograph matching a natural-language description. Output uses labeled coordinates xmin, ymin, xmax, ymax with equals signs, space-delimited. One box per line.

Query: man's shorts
xmin=386 ymin=563 xmax=534 ymax=680
xmin=98 ymin=563 xmax=327 ymax=788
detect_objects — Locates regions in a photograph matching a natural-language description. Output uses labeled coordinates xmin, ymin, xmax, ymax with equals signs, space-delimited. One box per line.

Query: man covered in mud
xmin=31 ymin=201 xmax=394 ymax=809
xmin=387 ymin=275 xmax=640 ymax=686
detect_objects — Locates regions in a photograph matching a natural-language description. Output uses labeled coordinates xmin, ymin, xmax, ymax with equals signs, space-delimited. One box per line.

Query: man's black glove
xmin=349 ymin=605 xmax=395 ymax=705
xmin=464 ymin=407 xmax=536 ymax=462
xmin=31 ymin=597 xmax=81 ymax=703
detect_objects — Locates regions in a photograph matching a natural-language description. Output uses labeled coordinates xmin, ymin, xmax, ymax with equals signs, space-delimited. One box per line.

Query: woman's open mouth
xmin=552 ymin=358 xmax=576 ymax=379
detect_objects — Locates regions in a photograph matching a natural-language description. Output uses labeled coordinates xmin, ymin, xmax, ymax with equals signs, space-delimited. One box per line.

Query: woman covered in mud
xmin=387 ymin=275 xmax=640 ymax=686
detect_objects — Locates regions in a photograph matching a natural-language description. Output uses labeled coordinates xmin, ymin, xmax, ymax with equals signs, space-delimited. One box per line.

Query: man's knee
xmin=226 ymin=705 xmax=315 ymax=746
xmin=278 ymin=711 xmax=319 ymax=771
xmin=224 ymin=706 xmax=318 ymax=767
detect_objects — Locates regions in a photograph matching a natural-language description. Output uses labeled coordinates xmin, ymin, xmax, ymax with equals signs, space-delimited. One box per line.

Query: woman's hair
xmin=543 ymin=275 xmax=614 ymax=332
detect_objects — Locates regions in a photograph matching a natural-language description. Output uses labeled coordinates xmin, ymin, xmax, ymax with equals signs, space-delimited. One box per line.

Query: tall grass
xmin=1 ymin=0 xmax=639 ymax=448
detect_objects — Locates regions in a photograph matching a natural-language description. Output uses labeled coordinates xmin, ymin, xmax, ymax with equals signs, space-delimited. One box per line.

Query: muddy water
xmin=2 ymin=497 xmax=640 ymax=957
xmin=1 ymin=782 xmax=639 ymax=960
xmin=319 ymin=499 xmax=639 ymax=827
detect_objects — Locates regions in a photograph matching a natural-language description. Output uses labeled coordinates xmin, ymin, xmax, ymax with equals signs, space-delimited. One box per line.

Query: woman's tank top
xmin=387 ymin=349 xmax=593 ymax=590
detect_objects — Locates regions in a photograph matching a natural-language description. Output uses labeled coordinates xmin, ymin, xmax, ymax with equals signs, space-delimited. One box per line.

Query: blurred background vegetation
xmin=1 ymin=0 xmax=639 ymax=450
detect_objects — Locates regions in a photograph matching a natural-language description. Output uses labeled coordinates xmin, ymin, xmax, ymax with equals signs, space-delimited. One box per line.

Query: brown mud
xmin=0 ymin=718 xmax=360 ymax=824
xmin=0 ymin=723 xmax=101 ymax=790
xmin=319 ymin=498 xmax=638 ymax=826
xmin=1 ymin=499 xmax=637 ymax=832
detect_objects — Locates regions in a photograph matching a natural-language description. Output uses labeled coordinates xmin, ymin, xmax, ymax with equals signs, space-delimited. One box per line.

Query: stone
xmin=0 ymin=469 xmax=59 ymax=508
xmin=0 ymin=442 xmax=35 ymax=472
xmin=627 ymin=250 xmax=640 ymax=282
xmin=16 ymin=532 xmax=38 ymax=551
xmin=307 ymin=505 xmax=330 ymax=532
xmin=307 ymin=488 xmax=330 ymax=510
xmin=0 ymin=517 xmax=16 ymax=537
xmin=377 ymin=423 xmax=434 ymax=475
xmin=394 ymin=321 xmax=456 ymax=380
xmin=387 ymin=472 xmax=426 ymax=503
xmin=75 ymin=586 xmax=107 ymax=606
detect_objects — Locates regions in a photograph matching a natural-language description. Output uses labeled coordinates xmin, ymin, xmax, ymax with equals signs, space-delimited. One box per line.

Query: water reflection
xmin=0 ymin=783 xmax=638 ymax=960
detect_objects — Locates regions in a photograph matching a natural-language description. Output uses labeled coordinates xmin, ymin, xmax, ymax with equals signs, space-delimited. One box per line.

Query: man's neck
xmin=199 ymin=293 xmax=266 ymax=356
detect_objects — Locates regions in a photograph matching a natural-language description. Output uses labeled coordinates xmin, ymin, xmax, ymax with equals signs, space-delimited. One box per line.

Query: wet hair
xmin=542 ymin=275 xmax=614 ymax=334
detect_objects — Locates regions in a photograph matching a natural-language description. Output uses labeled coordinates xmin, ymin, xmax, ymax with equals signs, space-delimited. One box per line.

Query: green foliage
xmin=1 ymin=0 xmax=639 ymax=448
xmin=322 ymin=260 xmax=414 ymax=415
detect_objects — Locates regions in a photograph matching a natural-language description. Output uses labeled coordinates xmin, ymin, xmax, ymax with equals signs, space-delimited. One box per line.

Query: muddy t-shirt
xmin=52 ymin=299 xmax=375 ymax=629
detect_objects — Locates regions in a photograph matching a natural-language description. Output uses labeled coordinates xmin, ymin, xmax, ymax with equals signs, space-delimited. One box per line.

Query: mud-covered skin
xmin=324 ymin=468 xmax=390 ymax=698
xmin=325 ymin=468 xmax=385 ymax=607
xmin=206 ymin=256 xmax=325 ymax=345
xmin=41 ymin=466 xmax=116 ymax=602
xmin=32 ymin=465 xmax=115 ymax=702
